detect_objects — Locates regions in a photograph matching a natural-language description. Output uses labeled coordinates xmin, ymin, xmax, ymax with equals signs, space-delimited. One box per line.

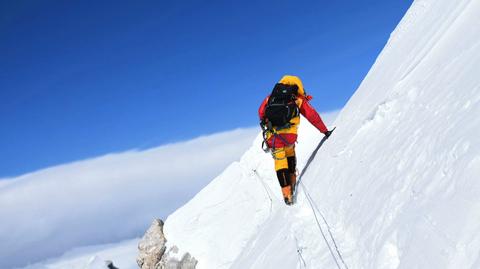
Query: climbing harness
xmin=260 ymin=121 xmax=295 ymax=160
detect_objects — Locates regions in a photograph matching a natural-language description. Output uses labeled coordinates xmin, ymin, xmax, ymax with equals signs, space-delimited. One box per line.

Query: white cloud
xmin=0 ymin=109 xmax=339 ymax=269
xmin=0 ymin=128 xmax=258 ymax=269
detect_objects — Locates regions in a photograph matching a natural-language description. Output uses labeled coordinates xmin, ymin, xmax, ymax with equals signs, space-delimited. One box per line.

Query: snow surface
xmin=13 ymin=0 xmax=480 ymax=268
xmin=164 ymin=0 xmax=480 ymax=268
xmin=16 ymin=239 xmax=139 ymax=269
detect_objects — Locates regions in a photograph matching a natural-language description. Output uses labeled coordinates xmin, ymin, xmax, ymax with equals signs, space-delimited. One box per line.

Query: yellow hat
xmin=278 ymin=75 xmax=305 ymax=96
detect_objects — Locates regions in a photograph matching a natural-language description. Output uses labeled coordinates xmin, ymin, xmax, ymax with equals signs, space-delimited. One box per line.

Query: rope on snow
xmin=300 ymin=181 xmax=349 ymax=269
xmin=294 ymin=236 xmax=307 ymax=269
xmin=252 ymin=169 xmax=274 ymax=213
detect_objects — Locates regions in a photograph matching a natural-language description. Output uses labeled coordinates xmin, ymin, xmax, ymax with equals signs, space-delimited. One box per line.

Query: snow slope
xmin=164 ymin=0 xmax=480 ymax=268
xmin=14 ymin=0 xmax=480 ymax=268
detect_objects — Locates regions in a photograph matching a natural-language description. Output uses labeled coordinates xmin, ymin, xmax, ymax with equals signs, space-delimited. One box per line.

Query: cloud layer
xmin=0 ymin=128 xmax=258 ymax=269
xmin=0 ymin=110 xmax=339 ymax=269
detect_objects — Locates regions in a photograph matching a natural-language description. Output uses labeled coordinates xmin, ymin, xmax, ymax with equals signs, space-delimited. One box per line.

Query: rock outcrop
xmin=137 ymin=219 xmax=167 ymax=269
xmin=137 ymin=219 xmax=197 ymax=269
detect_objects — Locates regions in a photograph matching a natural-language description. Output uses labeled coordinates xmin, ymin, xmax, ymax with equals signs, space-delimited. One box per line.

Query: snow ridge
xmin=164 ymin=0 xmax=480 ymax=268
xmin=14 ymin=0 xmax=480 ymax=267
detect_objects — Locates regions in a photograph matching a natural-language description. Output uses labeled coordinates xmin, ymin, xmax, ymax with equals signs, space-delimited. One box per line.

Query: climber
xmin=259 ymin=75 xmax=332 ymax=205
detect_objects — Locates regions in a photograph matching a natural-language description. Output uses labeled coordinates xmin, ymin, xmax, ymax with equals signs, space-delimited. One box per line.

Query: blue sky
xmin=0 ymin=0 xmax=412 ymax=177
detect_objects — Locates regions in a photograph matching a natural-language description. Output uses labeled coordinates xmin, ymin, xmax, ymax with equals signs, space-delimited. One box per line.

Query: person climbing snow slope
xmin=259 ymin=75 xmax=333 ymax=205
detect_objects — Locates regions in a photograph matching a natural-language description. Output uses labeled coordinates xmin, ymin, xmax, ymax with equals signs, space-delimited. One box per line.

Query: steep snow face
xmin=164 ymin=0 xmax=480 ymax=268
xmin=163 ymin=112 xmax=339 ymax=269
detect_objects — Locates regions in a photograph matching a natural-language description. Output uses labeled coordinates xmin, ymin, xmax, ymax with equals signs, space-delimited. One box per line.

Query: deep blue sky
xmin=0 ymin=0 xmax=412 ymax=177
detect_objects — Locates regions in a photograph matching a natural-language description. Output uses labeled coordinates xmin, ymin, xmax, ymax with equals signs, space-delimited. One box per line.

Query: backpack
xmin=264 ymin=83 xmax=299 ymax=128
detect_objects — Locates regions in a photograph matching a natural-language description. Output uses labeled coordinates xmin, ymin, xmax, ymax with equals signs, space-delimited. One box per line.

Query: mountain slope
xmin=164 ymin=0 xmax=480 ymax=268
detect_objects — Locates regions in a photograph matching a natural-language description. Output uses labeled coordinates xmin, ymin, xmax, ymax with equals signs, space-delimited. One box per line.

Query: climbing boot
xmin=290 ymin=173 xmax=297 ymax=195
xmin=282 ymin=186 xmax=293 ymax=205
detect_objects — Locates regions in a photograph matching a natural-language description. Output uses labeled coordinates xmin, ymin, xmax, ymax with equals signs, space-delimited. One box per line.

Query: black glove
xmin=324 ymin=130 xmax=333 ymax=138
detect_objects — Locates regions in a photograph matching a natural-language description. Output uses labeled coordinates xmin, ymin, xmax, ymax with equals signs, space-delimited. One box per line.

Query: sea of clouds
xmin=0 ymin=128 xmax=258 ymax=268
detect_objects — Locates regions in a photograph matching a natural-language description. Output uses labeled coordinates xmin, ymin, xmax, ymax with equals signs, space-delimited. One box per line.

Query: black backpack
xmin=264 ymin=83 xmax=299 ymax=128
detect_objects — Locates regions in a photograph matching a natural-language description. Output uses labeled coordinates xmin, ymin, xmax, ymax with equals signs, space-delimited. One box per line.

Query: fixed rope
xmin=252 ymin=169 xmax=274 ymax=213
xmin=294 ymin=236 xmax=307 ymax=269
xmin=300 ymin=181 xmax=349 ymax=269
xmin=257 ymin=127 xmax=349 ymax=267
xmin=294 ymin=127 xmax=335 ymax=197
xmin=299 ymin=181 xmax=342 ymax=269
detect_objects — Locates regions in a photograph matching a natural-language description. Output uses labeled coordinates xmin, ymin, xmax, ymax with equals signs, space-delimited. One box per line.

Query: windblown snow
xmin=15 ymin=0 xmax=480 ymax=268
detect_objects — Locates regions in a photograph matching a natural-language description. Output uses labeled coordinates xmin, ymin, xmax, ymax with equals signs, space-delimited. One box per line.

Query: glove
xmin=324 ymin=130 xmax=333 ymax=138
